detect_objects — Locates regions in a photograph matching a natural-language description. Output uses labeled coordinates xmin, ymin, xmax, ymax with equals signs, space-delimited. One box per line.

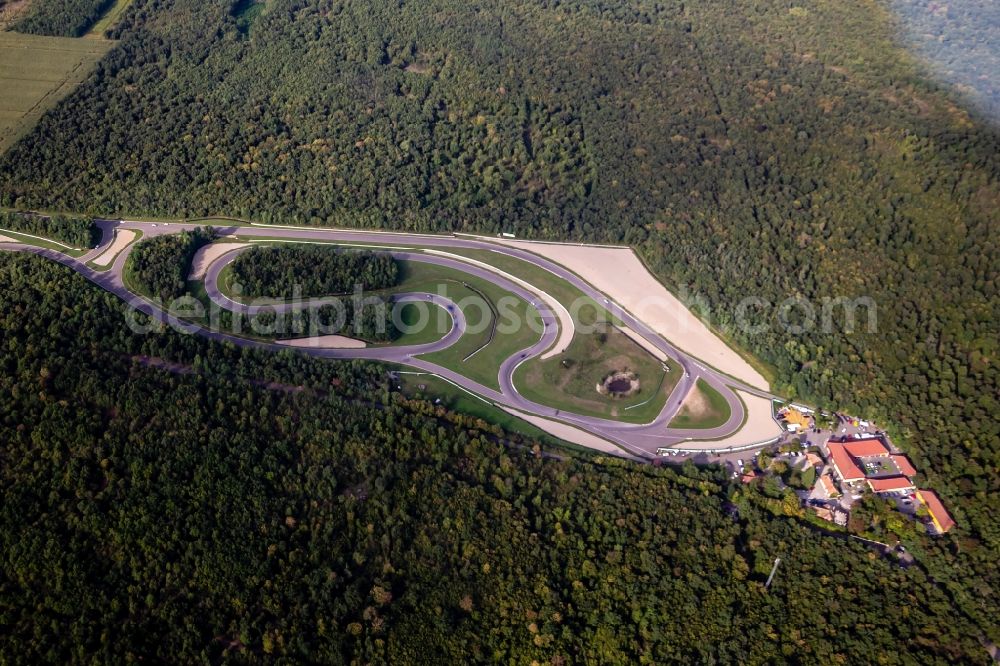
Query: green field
xmin=0 ymin=32 xmax=111 ymax=153
xmin=513 ymin=321 xmax=680 ymax=424
xmin=405 ymin=262 xmax=540 ymax=391
xmin=668 ymin=378 xmax=733 ymax=429
xmin=213 ymin=254 xmax=515 ymax=357
xmin=216 ymin=249 xmax=541 ymax=389
xmin=380 ymin=301 xmax=448 ymax=347
xmin=445 ymin=247 xmax=618 ymax=327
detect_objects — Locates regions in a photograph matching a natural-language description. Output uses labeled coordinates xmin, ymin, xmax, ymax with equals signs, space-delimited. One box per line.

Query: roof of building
xmin=843 ymin=438 xmax=889 ymax=457
xmin=806 ymin=452 xmax=824 ymax=468
xmin=827 ymin=442 xmax=865 ymax=481
xmin=918 ymin=490 xmax=956 ymax=534
xmin=867 ymin=476 xmax=914 ymax=493
xmin=819 ymin=474 xmax=840 ymax=497
xmin=782 ymin=407 xmax=811 ymax=429
xmin=891 ymin=455 xmax=918 ymax=478
xmin=741 ymin=471 xmax=757 ymax=484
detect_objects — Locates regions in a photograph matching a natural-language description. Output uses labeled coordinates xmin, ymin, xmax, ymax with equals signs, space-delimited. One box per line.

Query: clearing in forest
xmin=85 ymin=0 xmax=135 ymax=37
xmin=0 ymin=31 xmax=111 ymax=153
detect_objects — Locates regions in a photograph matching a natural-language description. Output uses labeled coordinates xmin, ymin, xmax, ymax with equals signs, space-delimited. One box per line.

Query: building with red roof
xmin=818 ymin=474 xmax=840 ymax=498
xmin=891 ymin=455 xmax=917 ymax=478
xmin=843 ymin=438 xmax=889 ymax=457
xmin=867 ymin=476 xmax=914 ymax=495
xmin=917 ymin=490 xmax=956 ymax=534
xmin=826 ymin=442 xmax=865 ymax=484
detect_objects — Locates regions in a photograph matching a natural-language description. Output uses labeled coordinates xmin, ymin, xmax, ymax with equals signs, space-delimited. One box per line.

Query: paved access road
xmin=3 ymin=219 xmax=781 ymax=458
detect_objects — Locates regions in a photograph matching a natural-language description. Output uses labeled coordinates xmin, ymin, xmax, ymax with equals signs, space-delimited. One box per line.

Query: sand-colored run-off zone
xmin=499 ymin=407 xmax=641 ymax=460
xmin=424 ymin=248 xmax=574 ymax=360
xmin=276 ymin=335 xmax=367 ymax=349
xmin=0 ymin=234 xmax=14 ymax=243
xmin=685 ymin=391 xmax=782 ymax=449
xmin=188 ymin=242 xmax=247 ymax=280
xmin=492 ymin=240 xmax=769 ymax=390
xmin=91 ymin=229 xmax=136 ymax=267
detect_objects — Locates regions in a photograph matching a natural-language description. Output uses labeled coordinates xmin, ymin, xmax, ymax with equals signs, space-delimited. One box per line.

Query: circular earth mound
xmin=597 ymin=370 xmax=640 ymax=399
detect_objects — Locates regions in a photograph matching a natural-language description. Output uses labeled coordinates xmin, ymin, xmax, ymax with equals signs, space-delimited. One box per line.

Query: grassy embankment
xmin=447 ymin=249 xmax=678 ymax=423
xmin=403 ymin=262 xmax=539 ymax=391
xmin=669 ymin=378 xmax=733 ymax=429
xmin=397 ymin=374 xmax=603 ymax=457
xmin=513 ymin=322 xmax=680 ymax=424
xmin=0 ymin=227 xmax=89 ymax=256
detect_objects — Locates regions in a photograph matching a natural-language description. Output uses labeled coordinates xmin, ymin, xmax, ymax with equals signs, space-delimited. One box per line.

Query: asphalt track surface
xmin=3 ymin=220 xmax=781 ymax=458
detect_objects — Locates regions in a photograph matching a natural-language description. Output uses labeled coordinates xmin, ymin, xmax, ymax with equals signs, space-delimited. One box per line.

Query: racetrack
xmin=1 ymin=219 xmax=783 ymax=459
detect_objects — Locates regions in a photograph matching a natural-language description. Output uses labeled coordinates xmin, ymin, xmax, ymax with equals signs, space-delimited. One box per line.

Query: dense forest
xmin=9 ymin=0 xmax=113 ymax=37
xmin=0 ymin=0 xmax=997 ymax=652
xmin=231 ymin=246 xmax=400 ymax=298
xmin=0 ymin=210 xmax=97 ymax=247
xmin=127 ymin=228 xmax=214 ymax=301
xmin=0 ymin=252 xmax=991 ymax=663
